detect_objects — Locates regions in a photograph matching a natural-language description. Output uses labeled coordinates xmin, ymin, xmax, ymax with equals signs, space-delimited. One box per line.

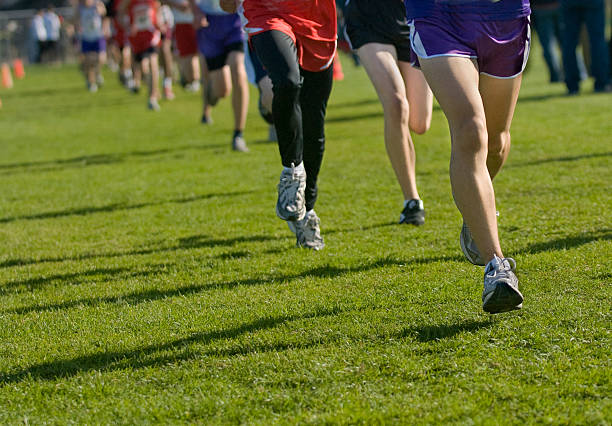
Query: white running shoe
xmin=276 ymin=163 xmax=306 ymax=221
xmin=287 ymin=210 xmax=325 ymax=250
xmin=482 ymin=255 xmax=523 ymax=314
xmin=232 ymin=135 xmax=249 ymax=152
xmin=148 ymin=98 xmax=161 ymax=111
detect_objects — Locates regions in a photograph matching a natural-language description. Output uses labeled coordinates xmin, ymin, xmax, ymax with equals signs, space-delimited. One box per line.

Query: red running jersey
xmin=241 ymin=0 xmax=337 ymax=42
xmin=127 ymin=0 xmax=160 ymax=53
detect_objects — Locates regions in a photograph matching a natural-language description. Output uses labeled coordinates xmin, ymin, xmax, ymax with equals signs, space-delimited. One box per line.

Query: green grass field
xmin=0 ymin=49 xmax=610 ymax=424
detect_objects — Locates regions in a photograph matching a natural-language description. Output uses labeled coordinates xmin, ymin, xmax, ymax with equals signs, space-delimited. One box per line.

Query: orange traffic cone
xmin=332 ymin=51 xmax=344 ymax=81
xmin=1 ymin=63 xmax=13 ymax=89
xmin=13 ymin=59 xmax=25 ymax=79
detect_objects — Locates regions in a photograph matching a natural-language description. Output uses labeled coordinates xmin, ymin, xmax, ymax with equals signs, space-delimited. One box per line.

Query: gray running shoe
xmin=287 ymin=210 xmax=325 ymax=250
xmin=232 ymin=136 xmax=249 ymax=152
xmin=482 ymin=255 xmax=523 ymax=314
xmin=460 ymin=222 xmax=485 ymax=266
xmin=276 ymin=163 xmax=306 ymax=221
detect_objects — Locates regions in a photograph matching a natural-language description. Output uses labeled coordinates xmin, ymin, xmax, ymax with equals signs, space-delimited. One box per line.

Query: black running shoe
xmin=399 ymin=199 xmax=425 ymax=226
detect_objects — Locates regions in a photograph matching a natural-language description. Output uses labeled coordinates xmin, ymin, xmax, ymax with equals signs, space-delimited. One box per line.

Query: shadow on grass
xmin=403 ymin=320 xmax=493 ymax=342
xmin=517 ymin=228 xmax=611 ymax=255
xmin=0 ymin=190 xmax=252 ymax=224
xmin=5 ymin=257 xmax=410 ymax=315
xmin=517 ymin=91 xmax=569 ymax=103
xmin=0 ymin=221 xmax=396 ymax=269
xmin=330 ymin=98 xmax=379 ymax=109
xmin=1 ymin=264 xmax=170 ymax=294
xmin=326 ymin=111 xmax=383 ymax=123
xmin=0 ymin=142 xmax=230 ymax=176
xmin=3 ymin=85 xmax=89 ymax=98
xmin=508 ymin=151 xmax=612 ymax=169
xmin=0 ymin=306 xmax=354 ymax=384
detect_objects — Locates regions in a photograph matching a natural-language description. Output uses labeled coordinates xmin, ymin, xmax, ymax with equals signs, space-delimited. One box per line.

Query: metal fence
xmin=0 ymin=7 xmax=75 ymax=64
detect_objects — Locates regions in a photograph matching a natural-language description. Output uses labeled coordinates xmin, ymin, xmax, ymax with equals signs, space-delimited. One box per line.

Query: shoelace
xmin=486 ymin=257 xmax=516 ymax=277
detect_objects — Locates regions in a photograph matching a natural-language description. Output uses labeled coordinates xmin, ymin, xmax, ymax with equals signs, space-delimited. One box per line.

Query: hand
xmin=193 ymin=9 xmax=208 ymax=28
xmin=219 ymin=0 xmax=237 ymax=13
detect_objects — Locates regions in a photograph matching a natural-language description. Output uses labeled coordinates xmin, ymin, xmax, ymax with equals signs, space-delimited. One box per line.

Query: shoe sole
xmin=399 ymin=216 xmax=425 ymax=226
xmin=483 ymin=282 xmax=524 ymax=314
xmin=276 ymin=204 xmax=305 ymax=222
xmin=460 ymin=224 xmax=485 ymax=266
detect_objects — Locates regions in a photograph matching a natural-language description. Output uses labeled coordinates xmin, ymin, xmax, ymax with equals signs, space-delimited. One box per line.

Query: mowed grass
xmin=0 ymin=47 xmax=610 ymax=424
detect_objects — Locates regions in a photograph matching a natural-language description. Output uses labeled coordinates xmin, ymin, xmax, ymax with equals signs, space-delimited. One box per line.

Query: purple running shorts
xmin=409 ymin=14 xmax=530 ymax=79
xmin=197 ymin=13 xmax=244 ymax=69
xmin=81 ymin=38 xmax=106 ymax=54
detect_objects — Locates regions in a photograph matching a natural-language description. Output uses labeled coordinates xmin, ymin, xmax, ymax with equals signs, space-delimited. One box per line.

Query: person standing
xmin=221 ymin=0 xmax=337 ymax=250
xmin=404 ymin=0 xmax=529 ymax=313
xmin=559 ymin=0 xmax=611 ymax=94
xmin=43 ymin=5 xmax=62 ymax=63
xmin=345 ymin=0 xmax=433 ymax=226
xmin=531 ymin=0 xmax=563 ymax=82
xmin=31 ymin=10 xmax=48 ymax=63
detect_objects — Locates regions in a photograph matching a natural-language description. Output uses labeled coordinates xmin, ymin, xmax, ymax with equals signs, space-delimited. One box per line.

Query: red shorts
xmin=129 ymin=29 xmax=161 ymax=55
xmin=112 ymin=18 xmax=128 ymax=47
xmin=245 ymin=18 xmax=336 ymax=72
xmin=174 ymin=23 xmax=197 ymax=57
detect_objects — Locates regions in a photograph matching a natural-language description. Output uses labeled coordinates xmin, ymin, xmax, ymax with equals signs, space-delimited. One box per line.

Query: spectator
xmin=531 ymin=0 xmax=563 ymax=82
xmin=560 ymin=0 xmax=611 ymax=94
xmin=31 ymin=9 xmax=48 ymax=63
xmin=43 ymin=5 xmax=62 ymax=63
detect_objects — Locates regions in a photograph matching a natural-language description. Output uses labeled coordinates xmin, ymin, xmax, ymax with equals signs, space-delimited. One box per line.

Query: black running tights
xmin=251 ymin=30 xmax=334 ymax=212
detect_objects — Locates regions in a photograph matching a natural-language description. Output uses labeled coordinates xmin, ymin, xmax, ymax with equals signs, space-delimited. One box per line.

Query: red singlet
xmin=241 ymin=0 xmax=337 ymax=71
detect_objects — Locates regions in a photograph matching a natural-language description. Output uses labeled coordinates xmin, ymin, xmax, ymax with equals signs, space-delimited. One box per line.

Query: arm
xmin=187 ymin=0 xmax=208 ymax=27
xmin=72 ymin=1 xmax=80 ymax=30
xmin=97 ymin=1 xmax=107 ymax=17
xmin=161 ymin=0 xmax=190 ymax=11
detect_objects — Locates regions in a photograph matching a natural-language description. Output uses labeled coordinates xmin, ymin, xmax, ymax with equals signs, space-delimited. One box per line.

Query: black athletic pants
xmin=251 ymin=30 xmax=334 ymax=212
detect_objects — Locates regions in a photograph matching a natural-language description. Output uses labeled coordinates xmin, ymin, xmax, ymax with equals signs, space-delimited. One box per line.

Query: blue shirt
xmin=405 ymin=0 xmax=531 ymax=20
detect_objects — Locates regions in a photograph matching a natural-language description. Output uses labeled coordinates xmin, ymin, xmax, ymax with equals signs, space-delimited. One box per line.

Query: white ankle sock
xmin=284 ymin=162 xmax=304 ymax=173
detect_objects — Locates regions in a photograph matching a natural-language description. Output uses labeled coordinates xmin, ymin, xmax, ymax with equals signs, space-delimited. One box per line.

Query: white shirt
xmin=172 ymin=0 xmax=193 ymax=24
xmin=32 ymin=14 xmax=48 ymax=41
xmin=43 ymin=11 xmax=61 ymax=41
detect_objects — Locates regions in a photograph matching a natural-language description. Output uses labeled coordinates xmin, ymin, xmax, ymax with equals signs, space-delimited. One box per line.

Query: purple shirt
xmin=405 ymin=0 xmax=531 ymax=21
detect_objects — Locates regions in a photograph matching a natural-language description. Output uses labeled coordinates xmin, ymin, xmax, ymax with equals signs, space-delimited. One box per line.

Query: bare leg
xmin=479 ymin=74 xmax=522 ymax=180
xmin=179 ymin=56 xmax=193 ymax=83
xmin=357 ymin=43 xmax=420 ymax=201
xmin=200 ymin=57 xmax=231 ymax=115
xmin=191 ymin=55 xmax=201 ymax=82
xmin=85 ymin=53 xmax=96 ymax=85
xmin=147 ymin=53 xmax=160 ymax=100
xmin=227 ymin=50 xmax=249 ymax=132
xmin=398 ymin=61 xmax=433 ymax=135
xmin=160 ymin=38 xmax=174 ymax=79
xmin=419 ymin=56 xmax=502 ymax=263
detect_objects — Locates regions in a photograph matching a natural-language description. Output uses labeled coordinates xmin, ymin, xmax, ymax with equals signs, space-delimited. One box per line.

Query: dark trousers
xmin=532 ymin=7 xmax=563 ymax=82
xmin=560 ymin=0 xmax=610 ymax=92
xmin=251 ymin=30 xmax=334 ymax=212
